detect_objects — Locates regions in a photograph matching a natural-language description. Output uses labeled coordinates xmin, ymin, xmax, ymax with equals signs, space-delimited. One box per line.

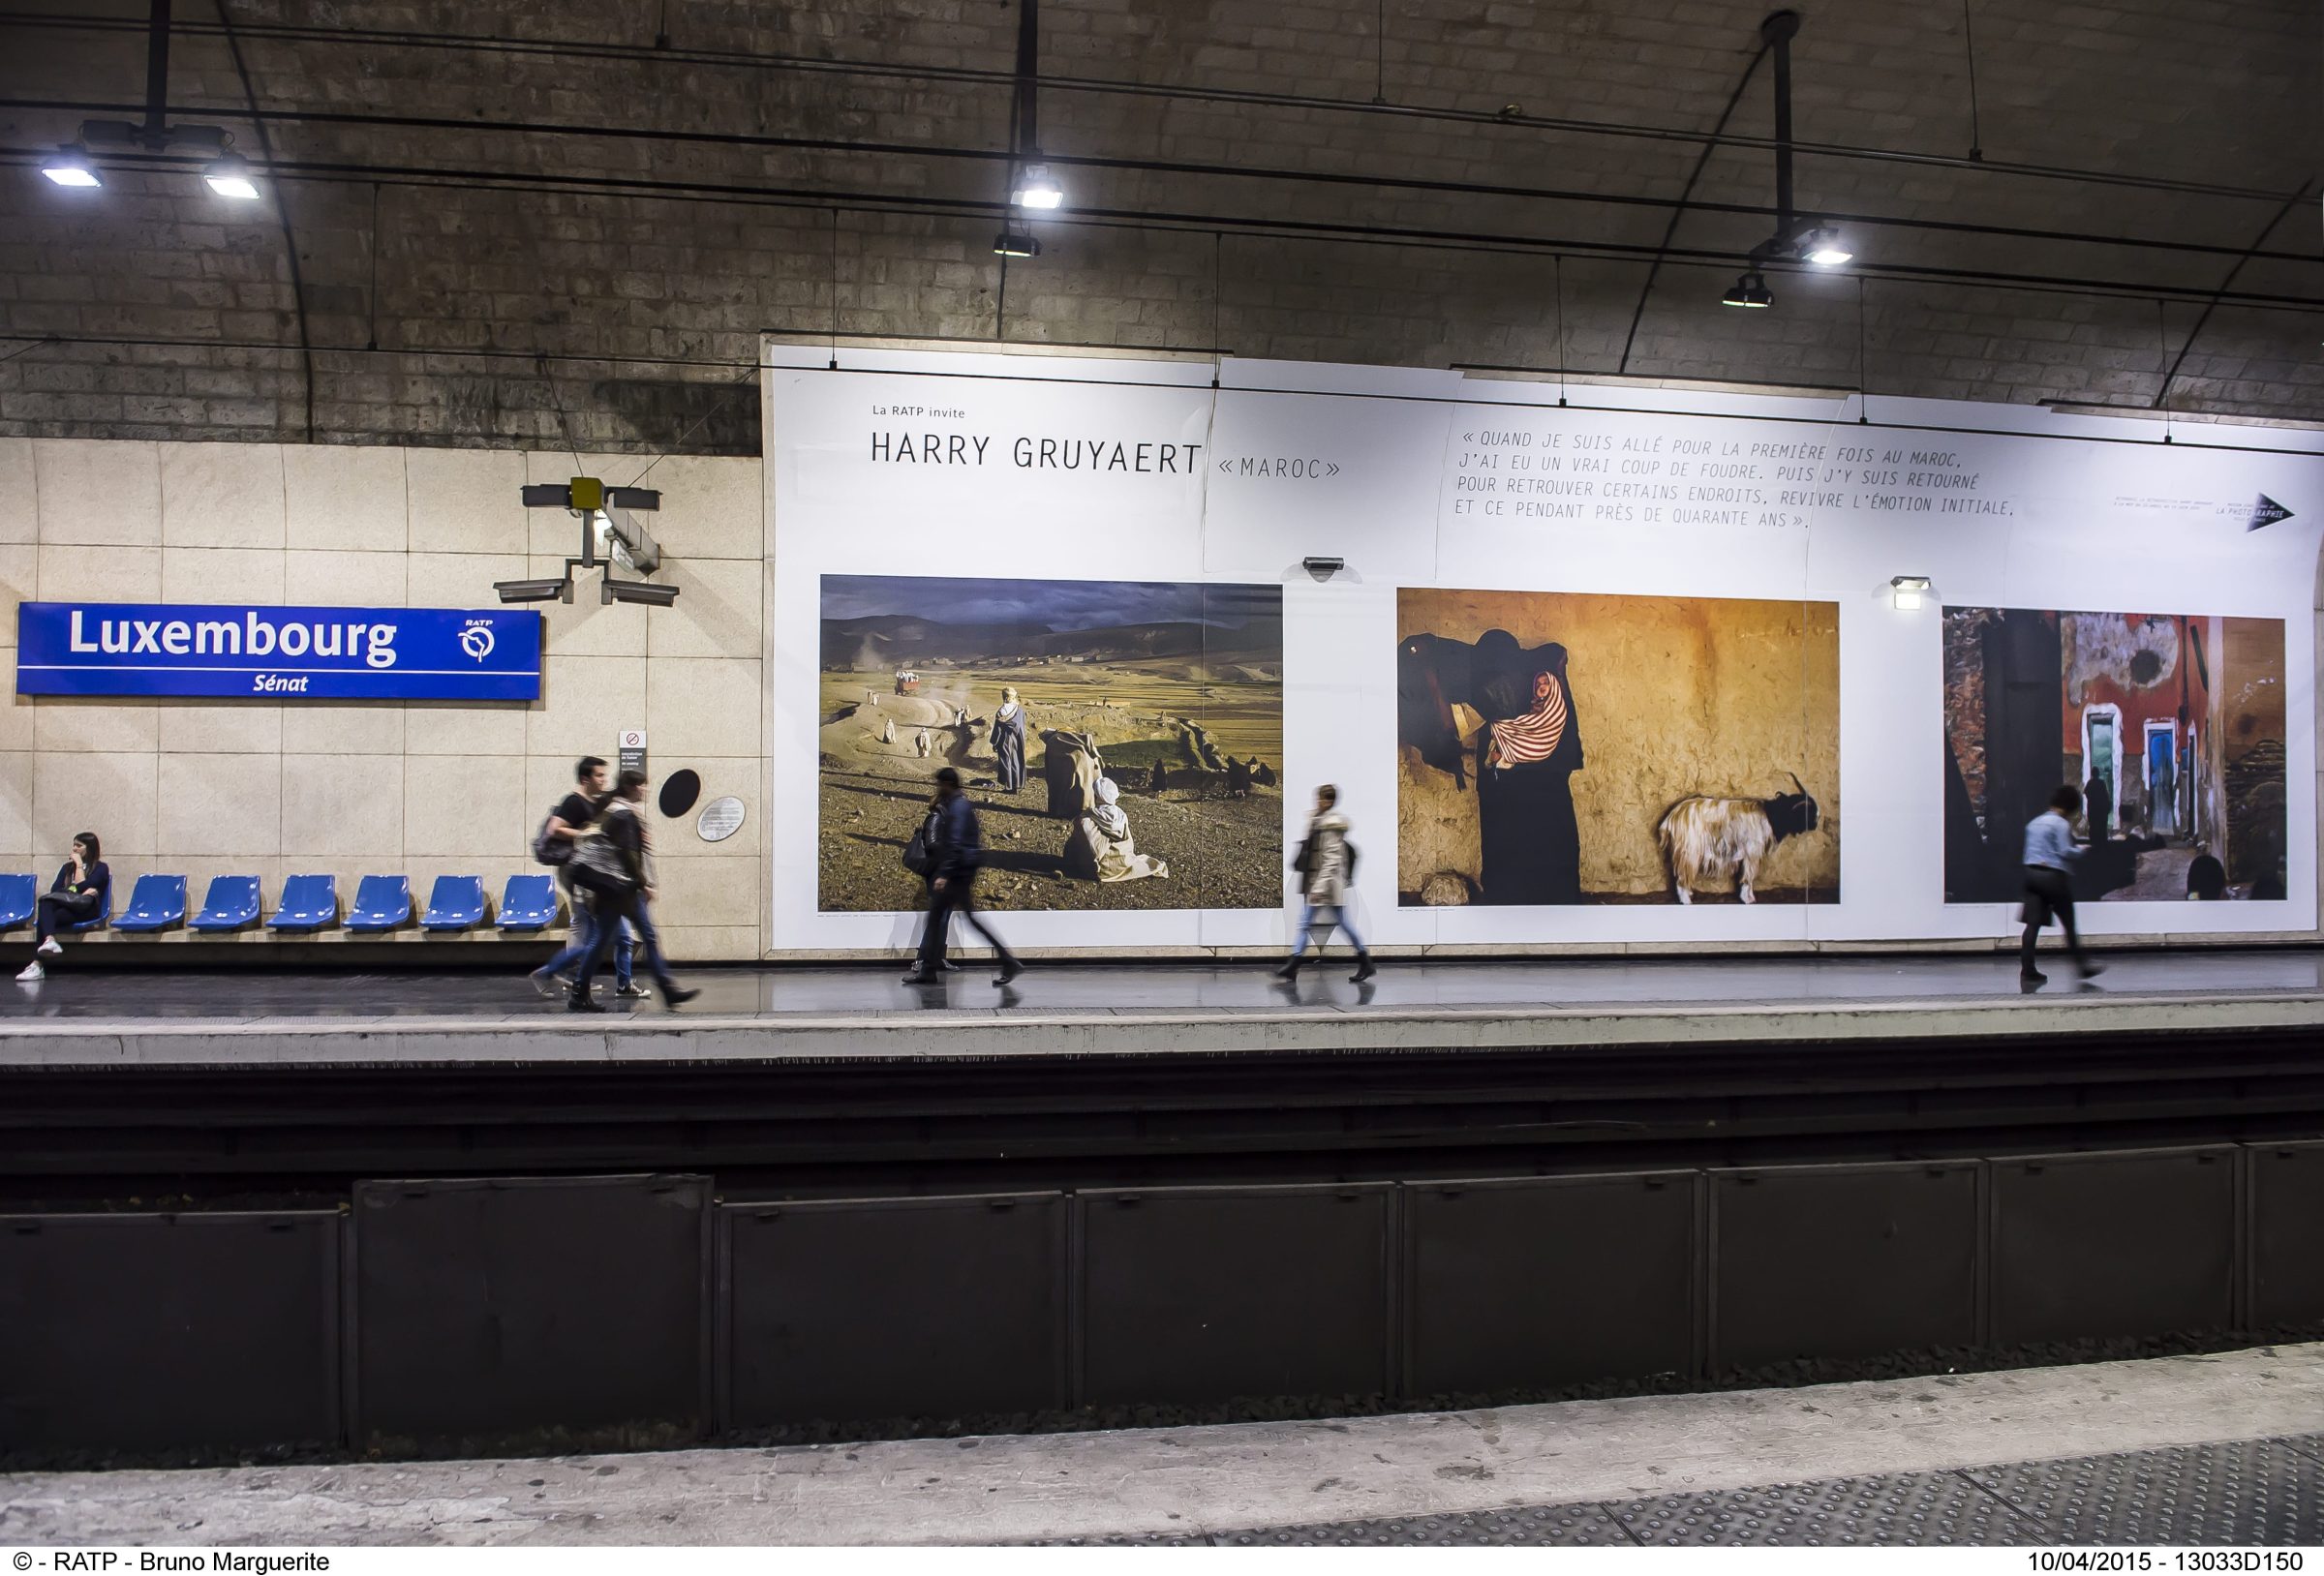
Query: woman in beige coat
xmin=1277 ymin=784 xmax=1374 ymax=983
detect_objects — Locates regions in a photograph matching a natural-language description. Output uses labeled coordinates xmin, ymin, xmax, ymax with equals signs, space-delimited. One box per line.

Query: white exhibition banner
xmin=765 ymin=343 xmax=2321 ymax=954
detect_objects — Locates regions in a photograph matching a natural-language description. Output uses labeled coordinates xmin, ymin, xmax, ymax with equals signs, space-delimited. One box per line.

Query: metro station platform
xmin=1 ymin=950 xmax=2319 ymax=1069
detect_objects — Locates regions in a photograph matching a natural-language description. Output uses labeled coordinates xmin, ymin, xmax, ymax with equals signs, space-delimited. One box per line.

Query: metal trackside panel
xmin=1404 ymin=1173 xmax=1697 ymax=1396
xmin=2248 ymin=1140 xmax=2324 ymax=1327
xmin=351 ymin=1174 xmax=709 ymax=1444
xmin=1990 ymin=1147 xmax=2237 ymax=1346
xmin=1710 ymin=1162 xmax=1981 ymax=1371
xmin=1081 ymin=1184 xmax=1393 ymax=1408
xmin=722 ymin=1193 xmax=1068 ymax=1425
xmin=0 ymin=1211 xmax=341 ymax=1450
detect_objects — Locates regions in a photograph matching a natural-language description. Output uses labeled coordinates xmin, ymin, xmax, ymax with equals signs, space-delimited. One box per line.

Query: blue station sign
xmin=15 ymin=602 xmax=543 ymax=701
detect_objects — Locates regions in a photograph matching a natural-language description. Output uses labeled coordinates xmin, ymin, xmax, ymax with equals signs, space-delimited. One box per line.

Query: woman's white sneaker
xmin=15 ymin=961 xmax=44 ymax=982
xmin=36 ymin=938 xmax=61 ymax=956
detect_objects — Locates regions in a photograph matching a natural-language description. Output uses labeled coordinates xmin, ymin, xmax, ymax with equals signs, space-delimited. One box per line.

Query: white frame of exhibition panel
xmin=761 ymin=340 xmax=2323 ymax=957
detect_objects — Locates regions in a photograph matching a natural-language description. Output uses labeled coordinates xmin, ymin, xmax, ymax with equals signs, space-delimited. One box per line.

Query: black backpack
xmin=902 ymin=807 xmax=939 ymax=877
xmin=532 ymin=806 xmax=574 ymax=866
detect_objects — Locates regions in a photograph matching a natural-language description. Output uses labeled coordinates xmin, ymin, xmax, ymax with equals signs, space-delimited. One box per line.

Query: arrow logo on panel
xmin=2247 ymin=494 xmax=2294 ymax=531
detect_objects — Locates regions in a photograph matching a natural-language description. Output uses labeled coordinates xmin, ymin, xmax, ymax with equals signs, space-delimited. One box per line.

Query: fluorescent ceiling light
xmin=1011 ymin=163 xmax=1063 ymax=209
xmin=203 ymin=153 xmax=260 ymax=199
xmin=42 ymin=144 xmax=100 ymax=187
xmin=993 ymin=228 xmax=1041 ymax=258
xmin=1797 ymin=227 xmax=1852 ymax=266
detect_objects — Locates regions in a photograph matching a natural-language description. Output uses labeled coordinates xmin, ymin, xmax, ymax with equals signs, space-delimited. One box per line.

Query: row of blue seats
xmin=0 ymin=873 xmax=567 ymax=936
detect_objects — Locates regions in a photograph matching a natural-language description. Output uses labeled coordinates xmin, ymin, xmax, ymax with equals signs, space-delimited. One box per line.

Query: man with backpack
xmin=527 ymin=755 xmax=642 ymax=1000
xmin=564 ymin=769 xmax=697 ymax=1012
xmin=902 ymin=767 xmax=1022 ymax=986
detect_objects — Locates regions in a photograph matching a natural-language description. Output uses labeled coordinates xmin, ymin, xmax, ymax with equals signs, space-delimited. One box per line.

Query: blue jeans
xmin=572 ymin=890 xmax=677 ymax=999
xmin=536 ymin=896 xmax=633 ymax=988
xmin=1290 ymin=900 xmax=1365 ymax=957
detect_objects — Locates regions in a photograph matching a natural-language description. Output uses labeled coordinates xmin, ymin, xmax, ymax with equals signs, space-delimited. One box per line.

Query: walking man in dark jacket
xmin=566 ymin=770 xmax=699 ymax=1013
xmin=903 ymin=767 xmax=1022 ymax=986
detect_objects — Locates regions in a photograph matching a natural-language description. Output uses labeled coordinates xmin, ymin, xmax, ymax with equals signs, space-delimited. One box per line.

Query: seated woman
xmin=1063 ymin=778 xmax=1169 ymax=883
xmin=18 ymin=832 xmax=109 ymax=982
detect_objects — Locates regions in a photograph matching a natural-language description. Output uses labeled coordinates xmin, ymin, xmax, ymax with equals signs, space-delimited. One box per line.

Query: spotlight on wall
xmin=1011 ymin=164 xmax=1064 ymax=209
xmin=494 ymin=577 xmax=576 ymax=605
xmin=1721 ymin=272 xmax=1773 ymax=309
xmin=41 ymin=143 xmax=101 ymax=188
xmin=992 ymin=228 xmax=1041 ymax=258
xmin=1889 ymin=575 xmax=1933 ymax=610
xmin=1795 ymin=226 xmax=1852 ymax=266
xmin=1301 ymin=556 xmax=1347 ymax=581
xmin=202 ymin=153 xmax=260 ymax=199
xmin=602 ymin=576 xmax=681 ymax=608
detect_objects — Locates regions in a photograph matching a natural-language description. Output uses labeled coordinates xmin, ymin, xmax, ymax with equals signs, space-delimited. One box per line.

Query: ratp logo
xmin=459 ymin=622 xmax=496 ymax=663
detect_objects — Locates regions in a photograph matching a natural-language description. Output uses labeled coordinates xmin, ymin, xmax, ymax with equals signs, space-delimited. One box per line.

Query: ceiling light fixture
xmin=202 ymin=151 xmax=260 ymax=199
xmin=1796 ymin=226 xmax=1852 ymax=266
xmin=41 ymin=143 xmax=101 ymax=188
xmin=1011 ymin=163 xmax=1064 ymax=209
xmin=993 ymin=228 xmax=1041 ymax=258
xmin=1889 ymin=575 xmax=1933 ymax=610
xmin=1718 ymin=14 xmax=1862 ymax=306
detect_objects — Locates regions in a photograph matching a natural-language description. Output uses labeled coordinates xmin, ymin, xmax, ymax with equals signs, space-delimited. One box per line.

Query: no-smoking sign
xmin=619 ymin=728 xmax=647 ymax=775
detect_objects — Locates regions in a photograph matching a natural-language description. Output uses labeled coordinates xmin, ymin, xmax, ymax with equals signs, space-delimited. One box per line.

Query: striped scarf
xmin=1487 ymin=671 xmax=1569 ymax=768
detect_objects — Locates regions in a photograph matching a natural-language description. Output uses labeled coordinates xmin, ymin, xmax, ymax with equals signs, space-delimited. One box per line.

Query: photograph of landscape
xmin=817 ymin=573 xmax=1285 ymax=912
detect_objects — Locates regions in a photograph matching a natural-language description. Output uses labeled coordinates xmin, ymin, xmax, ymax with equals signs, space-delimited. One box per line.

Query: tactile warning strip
xmin=1963 ymin=1435 xmax=2324 ymax=1547
xmin=1101 ymin=1433 xmax=2324 ymax=1548
xmin=1209 ymin=1503 xmax=1635 ymax=1547
xmin=1607 ymin=1470 xmax=2044 ymax=1547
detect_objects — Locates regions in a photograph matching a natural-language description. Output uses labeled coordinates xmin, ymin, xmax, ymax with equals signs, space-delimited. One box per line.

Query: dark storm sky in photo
xmin=822 ymin=575 xmax=1273 ymax=630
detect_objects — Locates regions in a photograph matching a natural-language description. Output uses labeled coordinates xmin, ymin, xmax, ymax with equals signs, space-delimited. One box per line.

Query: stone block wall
xmin=0 ymin=437 xmax=768 ymax=960
xmin=0 ymin=0 xmax=2314 ymax=452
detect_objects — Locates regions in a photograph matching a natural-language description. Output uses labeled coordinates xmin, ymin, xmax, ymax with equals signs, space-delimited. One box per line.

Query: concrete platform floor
xmin=6 ymin=951 xmax=2321 ymax=1022
xmin=6 ymin=1344 xmax=2320 ymax=1546
xmin=5 ymin=951 xmax=2320 ymax=1067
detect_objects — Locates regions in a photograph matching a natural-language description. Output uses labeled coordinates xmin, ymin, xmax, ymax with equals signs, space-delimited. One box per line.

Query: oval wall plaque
xmin=696 ymin=795 xmax=747 ymax=843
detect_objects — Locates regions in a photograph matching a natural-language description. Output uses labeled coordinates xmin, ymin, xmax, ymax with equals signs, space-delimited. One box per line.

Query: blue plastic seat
xmin=268 ymin=873 xmax=339 ymax=932
xmin=0 ymin=874 xmax=39 ymax=930
xmin=421 ymin=875 xmax=488 ymax=932
xmin=113 ymin=874 xmax=188 ymax=932
xmin=345 ymin=874 xmax=411 ymax=933
xmin=189 ymin=876 xmax=263 ymax=932
xmin=497 ymin=874 xmax=561 ymax=932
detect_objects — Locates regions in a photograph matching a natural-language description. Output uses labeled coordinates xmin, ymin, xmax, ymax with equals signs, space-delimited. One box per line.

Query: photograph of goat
xmin=1396 ymin=587 xmax=1841 ymax=906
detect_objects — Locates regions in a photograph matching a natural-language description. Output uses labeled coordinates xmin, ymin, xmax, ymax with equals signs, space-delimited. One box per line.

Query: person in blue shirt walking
xmin=2021 ymin=785 xmax=2103 ymax=985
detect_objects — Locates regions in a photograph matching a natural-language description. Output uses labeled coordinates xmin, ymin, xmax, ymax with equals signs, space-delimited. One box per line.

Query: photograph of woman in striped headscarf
xmin=1397 ymin=589 xmax=1840 ymax=909
xmin=1472 ymin=630 xmax=1586 ymax=903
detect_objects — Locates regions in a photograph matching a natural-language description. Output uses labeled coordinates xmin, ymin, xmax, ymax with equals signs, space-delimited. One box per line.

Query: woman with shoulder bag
xmin=566 ymin=770 xmax=699 ymax=1012
xmin=1277 ymin=784 xmax=1374 ymax=984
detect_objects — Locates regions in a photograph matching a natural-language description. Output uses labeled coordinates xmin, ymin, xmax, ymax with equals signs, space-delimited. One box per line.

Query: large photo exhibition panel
xmin=815 ymin=573 xmax=1284 ymax=914
xmin=765 ymin=347 xmax=2321 ymax=951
